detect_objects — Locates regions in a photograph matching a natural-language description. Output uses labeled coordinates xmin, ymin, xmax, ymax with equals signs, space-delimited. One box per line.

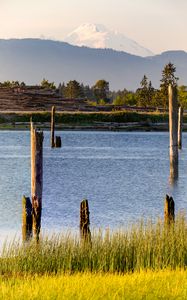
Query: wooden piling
xmin=55 ymin=136 xmax=62 ymax=148
xmin=31 ymin=123 xmax=44 ymax=242
xmin=51 ymin=106 xmax=55 ymax=148
xmin=178 ymin=106 xmax=183 ymax=150
xmin=164 ymin=194 xmax=175 ymax=224
xmin=80 ymin=199 xmax=91 ymax=242
xmin=22 ymin=195 xmax=32 ymax=242
xmin=169 ymin=85 xmax=178 ymax=180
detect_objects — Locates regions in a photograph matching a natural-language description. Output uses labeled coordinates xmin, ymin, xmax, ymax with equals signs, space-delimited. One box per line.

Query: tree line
xmin=1 ymin=62 xmax=187 ymax=108
xmin=57 ymin=63 xmax=187 ymax=108
xmin=112 ymin=63 xmax=185 ymax=108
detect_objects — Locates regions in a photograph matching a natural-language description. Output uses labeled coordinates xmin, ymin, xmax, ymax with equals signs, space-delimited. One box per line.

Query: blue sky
xmin=0 ymin=0 xmax=186 ymax=53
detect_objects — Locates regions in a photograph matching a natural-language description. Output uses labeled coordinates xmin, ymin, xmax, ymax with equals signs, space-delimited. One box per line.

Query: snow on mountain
xmin=64 ymin=23 xmax=154 ymax=57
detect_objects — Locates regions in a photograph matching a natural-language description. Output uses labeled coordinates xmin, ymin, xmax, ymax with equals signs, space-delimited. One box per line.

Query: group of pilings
xmin=22 ymin=123 xmax=43 ymax=242
xmin=22 ymin=93 xmax=182 ymax=242
xmin=22 ymin=114 xmax=175 ymax=242
xmin=169 ymin=85 xmax=183 ymax=182
xmin=23 ymin=107 xmax=91 ymax=243
xmin=22 ymin=105 xmax=62 ymax=242
xmin=161 ymin=85 xmax=183 ymax=223
xmin=23 ymin=188 xmax=174 ymax=243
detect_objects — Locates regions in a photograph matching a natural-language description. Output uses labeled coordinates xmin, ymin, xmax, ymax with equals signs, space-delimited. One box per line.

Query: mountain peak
xmin=74 ymin=23 xmax=108 ymax=33
xmin=64 ymin=23 xmax=154 ymax=57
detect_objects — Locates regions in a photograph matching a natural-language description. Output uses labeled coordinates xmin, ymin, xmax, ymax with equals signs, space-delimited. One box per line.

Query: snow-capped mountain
xmin=64 ymin=23 xmax=154 ymax=57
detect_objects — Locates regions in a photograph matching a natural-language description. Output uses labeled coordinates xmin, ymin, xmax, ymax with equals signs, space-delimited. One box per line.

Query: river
xmin=0 ymin=131 xmax=187 ymax=242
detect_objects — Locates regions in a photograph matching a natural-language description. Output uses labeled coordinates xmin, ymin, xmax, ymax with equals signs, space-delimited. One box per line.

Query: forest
xmin=1 ymin=62 xmax=187 ymax=109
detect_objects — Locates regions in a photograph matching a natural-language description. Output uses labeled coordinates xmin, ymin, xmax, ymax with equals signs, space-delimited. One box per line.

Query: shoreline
xmin=0 ymin=122 xmax=170 ymax=132
xmin=0 ymin=123 xmax=176 ymax=131
xmin=0 ymin=110 xmax=184 ymax=131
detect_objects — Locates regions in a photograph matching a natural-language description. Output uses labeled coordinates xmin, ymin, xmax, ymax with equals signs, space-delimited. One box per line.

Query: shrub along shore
xmin=0 ymin=110 xmax=178 ymax=130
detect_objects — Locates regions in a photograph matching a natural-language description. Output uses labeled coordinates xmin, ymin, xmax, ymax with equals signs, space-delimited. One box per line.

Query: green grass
xmin=1 ymin=216 xmax=187 ymax=298
xmin=1 ymin=270 xmax=187 ymax=299
xmin=0 ymin=111 xmax=171 ymax=125
xmin=1 ymin=215 xmax=187 ymax=276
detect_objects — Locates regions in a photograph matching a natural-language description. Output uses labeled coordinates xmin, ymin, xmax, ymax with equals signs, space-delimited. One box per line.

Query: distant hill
xmin=0 ymin=38 xmax=186 ymax=90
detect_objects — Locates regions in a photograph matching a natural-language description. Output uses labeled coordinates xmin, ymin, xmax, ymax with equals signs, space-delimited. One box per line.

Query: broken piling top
xmin=51 ymin=105 xmax=55 ymax=148
xmin=168 ymin=85 xmax=178 ymax=181
xmin=80 ymin=199 xmax=90 ymax=225
xmin=80 ymin=199 xmax=91 ymax=242
xmin=164 ymin=194 xmax=175 ymax=224
xmin=55 ymin=136 xmax=61 ymax=148
xmin=22 ymin=195 xmax=32 ymax=242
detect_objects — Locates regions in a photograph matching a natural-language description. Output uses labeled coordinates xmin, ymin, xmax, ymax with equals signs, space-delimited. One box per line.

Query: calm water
xmin=0 ymin=130 xmax=187 ymax=240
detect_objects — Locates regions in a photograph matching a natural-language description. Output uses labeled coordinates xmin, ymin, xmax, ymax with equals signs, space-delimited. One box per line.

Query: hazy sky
xmin=0 ymin=0 xmax=186 ymax=53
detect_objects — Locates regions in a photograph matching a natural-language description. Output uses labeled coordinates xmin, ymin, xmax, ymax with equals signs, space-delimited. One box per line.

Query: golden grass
xmin=1 ymin=270 xmax=187 ymax=299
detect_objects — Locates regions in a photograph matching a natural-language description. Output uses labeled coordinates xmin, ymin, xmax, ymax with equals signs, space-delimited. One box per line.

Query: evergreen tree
xmin=41 ymin=78 xmax=56 ymax=89
xmin=83 ymin=85 xmax=95 ymax=99
xmin=65 ymin=80 xmax=82 ymax=99
xmin=79 ymin=83 xmax=85 ymax=98
xmin=61 ymin=82 xmax=66 ymax=97
xmin=160 ymin=62 xmax=178 ymax=108
xmin=93 ymin=79 xmax=109 ymax=102
xmin=57 ymin=83 xmax=62 ymax=95
xmin=151 ymin=89 xmax=163 ymax=108
xmin=148 ymin=81 xmax=155 ymax=104
xmin=20 ymin=81 xmax=26 ymax=87
xmin=178 ymin=85 xmax=187 ymax=109
xmin=136 ymin=76 xmax=155 ymax=107
xmin=136 ymin=75 xmax=149 ymax=107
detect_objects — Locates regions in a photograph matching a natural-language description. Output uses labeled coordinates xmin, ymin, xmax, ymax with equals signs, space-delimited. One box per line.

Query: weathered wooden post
xmin=31 ymin=122 xmax=43 ymax=242
xmin=169 ymin=85 xmax=178 ymax=181
xmin=51 ymin=106 xmax=55 ymax=148
xmin=164 ymin=194 xmax=175 ymax=224
xmin=80 ymin=199 xmax=91 ymax=242
xmin=178 ymin=106 xmax=183 ymax=150
xmin=51 ymin=106 xmax=61 ymax=148
xmin=22 ymin=195 xmax=32 ymax=241
xmin=55 ymin=136 xmax=62 ymax=148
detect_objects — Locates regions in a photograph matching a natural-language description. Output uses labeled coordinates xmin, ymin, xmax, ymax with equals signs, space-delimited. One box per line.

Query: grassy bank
xmin=1 ymin=215 xmax=187 ymax=276
xmin=0 ymin=111 xmax=171 ymax=125
xmin=0 ymin=110 xmax=175 ymax=131
xmin=1 ymin=216 xmax=187 ymax=298
xmin=1 ymin=270 xmax=187 ymax=299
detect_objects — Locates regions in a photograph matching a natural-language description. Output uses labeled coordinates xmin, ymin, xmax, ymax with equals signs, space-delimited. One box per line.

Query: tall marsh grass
xmin=1 ymin=214 xmax=187 ymax=275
